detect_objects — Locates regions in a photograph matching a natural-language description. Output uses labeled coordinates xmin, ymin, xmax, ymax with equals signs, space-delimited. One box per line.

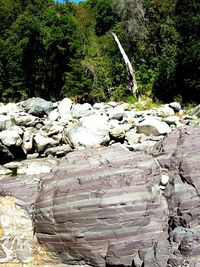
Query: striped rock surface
xmin=1 ymin=127 xmax=200 ymax=266
xmin=34 ymin=144 xmax=168 ymax=267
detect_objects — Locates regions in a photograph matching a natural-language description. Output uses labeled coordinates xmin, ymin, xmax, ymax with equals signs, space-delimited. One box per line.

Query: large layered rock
xmin=33 ymin=145 xmax=165 ymax=266
xmin=33 ymin=126 xmax=200 ymax=267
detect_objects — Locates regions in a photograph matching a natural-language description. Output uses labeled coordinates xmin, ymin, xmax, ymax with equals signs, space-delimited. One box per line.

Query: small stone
xmin=4 ymin=162 xmax=21 ymax=174
xmin=0 ymin=166 xmax=12 ymax=175
xmin=125 ymin=131 xmax=146 ymax=144
xmin=27 ymin=153 xmax=39 ymax=159
xmin=109 ymin=128 xmax=125 ymax=140
xmin=160 ymin=174 xmax=169 ymax=186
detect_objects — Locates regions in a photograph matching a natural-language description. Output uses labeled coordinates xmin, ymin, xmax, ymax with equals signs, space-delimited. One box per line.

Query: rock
xmin=93 ymin=103 xmax=105 ymax=110
xmin=15 ymin=113 xmax=38 ymax=127
xmin=1 ymin=126 xmax=200 ymax=265
xmin=49 ymin=109 xmax=60 ymax=121
xmin=21 ymin=97 xmax=53 ymax=117
xmin=4 ymin=161 xmax=21 ymax=174
xmin=0 ymin=103 xmax=21 ymax=115
xmin=127 ymin=140 xmax=157 ymax=151
xmin=124 ymin=110 xmax=136 ymax=120
xmin=57 ymin=98 xmax=73 ymax=117
xmin=34 ymin=133 xmax=58 ymax=153
xmin=22 ymin=128 xmax=35 ymax=153
xmin=125 ymin=131 xmax=146 ymax=144
xmin=107 ymin=101 xmax=118 ymax=107
xmin=190 ymin=104 xmax=200 ymax=117
xmin=72 ymin=103 xmax=94 ymax=119
xmin=169 ymin=102 xmax=182 ymax=112
xmin=107 ymin=106 xmax=126 ymax=121
xmin=34 ymin=145 xmax=166 ymax=267
xmin=157 ymin=105 xmax=175 ymax=117
xmin=137 ymin=118 xmax=171 ymax=136
xmin=65 ymin=126 xmax=110 ymax=149
xmin=0 ymin=142 xmax=13 ymax=164
xmin=0 ymin=115 xmax=15 ymax=131
xmin=163 ymin=115 xmax=180 ymax=126
xmin=27 ymin=153 xmax=39 ymax=159
xmin=17 ymin=158 xmax=57 ymax=175
xmin=44 ymin=144 xmax=73 ymax=157
xmin=0 ymin=128 xmax=23 ymax=147
xmin=160 ymin=174 xmax=169 ymax=186
xmin=0 ymin=196 xmax=61 ymax=265
xmin=109 ymin=119 xmax=119 ymax=128
xmin=0 ymin=166 xmax=12 ymax=176
xmin=109 ymin=127 xmax=125 ymax=141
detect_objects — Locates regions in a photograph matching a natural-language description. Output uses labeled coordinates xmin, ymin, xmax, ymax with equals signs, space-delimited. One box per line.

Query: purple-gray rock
xmin=1 ymin=126 xmax=200 ymax=266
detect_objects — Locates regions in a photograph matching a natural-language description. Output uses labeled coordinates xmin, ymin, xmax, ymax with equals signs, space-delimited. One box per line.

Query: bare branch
xmin=111 ymin=32 xmax=138 ymax=95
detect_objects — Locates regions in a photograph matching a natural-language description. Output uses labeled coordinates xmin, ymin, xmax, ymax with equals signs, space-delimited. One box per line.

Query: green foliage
xmin=175 ymin=0 xmax=200 ymax=102
xmin=136 ymin=64 xmax=158 ymax=94
xmin=0 ymin=0 xmax=199 ymax=104
xmin=153 ymin=17 xmax=180 ymax=100
xmin=61 ymin=59 xmax=93 ymax=98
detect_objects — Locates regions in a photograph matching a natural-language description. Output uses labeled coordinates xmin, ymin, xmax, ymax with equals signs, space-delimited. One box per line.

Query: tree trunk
xmin=111 ymin=32 xmax=138 ymax=95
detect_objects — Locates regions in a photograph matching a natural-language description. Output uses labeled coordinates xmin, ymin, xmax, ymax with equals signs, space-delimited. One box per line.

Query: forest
xmin=0 ymin=0 xmax=199 ymax=104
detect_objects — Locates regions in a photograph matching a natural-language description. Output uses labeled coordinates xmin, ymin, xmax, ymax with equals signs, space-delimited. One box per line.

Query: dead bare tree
xmin=111 ymin=32 xmax=138 ymax=95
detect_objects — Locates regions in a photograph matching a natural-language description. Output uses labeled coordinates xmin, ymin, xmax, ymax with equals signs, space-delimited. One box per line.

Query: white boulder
xmin=137 ymin=119 xmax=171 ymax=136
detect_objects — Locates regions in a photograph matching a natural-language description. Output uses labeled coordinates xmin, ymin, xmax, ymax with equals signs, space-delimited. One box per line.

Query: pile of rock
xmin=0 ymin=97 xmax=198 ymax=171
xmin=1 ymin=97 xmax=200 ymax=266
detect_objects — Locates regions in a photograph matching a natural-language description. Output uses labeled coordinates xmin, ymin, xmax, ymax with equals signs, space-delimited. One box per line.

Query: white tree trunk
xmin=111 ymin=32 xmax=138 ymax=95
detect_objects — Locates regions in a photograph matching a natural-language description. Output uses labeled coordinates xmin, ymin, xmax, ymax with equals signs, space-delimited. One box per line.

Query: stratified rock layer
xmin=1 ymin=126 xmax=200 ymax=266
xmin=34 ymin=144 xmax=167 ymax=267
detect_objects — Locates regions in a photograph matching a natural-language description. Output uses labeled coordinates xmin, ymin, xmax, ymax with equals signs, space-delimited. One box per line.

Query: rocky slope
xmin=0 ymin=98 xmax=200 ymax=266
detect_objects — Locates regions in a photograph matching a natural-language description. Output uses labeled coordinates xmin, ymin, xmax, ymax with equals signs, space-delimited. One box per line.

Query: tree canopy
xmin=0 ymin=0 xmax=199 ymax=103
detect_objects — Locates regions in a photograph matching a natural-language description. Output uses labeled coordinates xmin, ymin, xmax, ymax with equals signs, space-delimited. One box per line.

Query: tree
xmin=111 ymin=32 xmax=138 ymax=95
xmin=113 ymin=0 xmax=147 ymax=39
xmin=153 ymin=17 xmax=180 ymax=101
xmin=175 ymin=0 xmax=200 ymax=102
xmin=2 ymin=0 xmax=78 ymax=101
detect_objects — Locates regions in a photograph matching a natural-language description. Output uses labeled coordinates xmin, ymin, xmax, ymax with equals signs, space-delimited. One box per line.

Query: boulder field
xmin=0 ymin=98 xmax=200 ymax=266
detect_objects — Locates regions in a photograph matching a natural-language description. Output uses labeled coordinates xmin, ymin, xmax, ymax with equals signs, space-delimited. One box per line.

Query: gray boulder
xmin=157 ymin=105 xmax=175 ymax=117
xmin=34 ymin=133 xmax=58 ymax=153
xmin=21 ymin=97 xmax=53 ymax=117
